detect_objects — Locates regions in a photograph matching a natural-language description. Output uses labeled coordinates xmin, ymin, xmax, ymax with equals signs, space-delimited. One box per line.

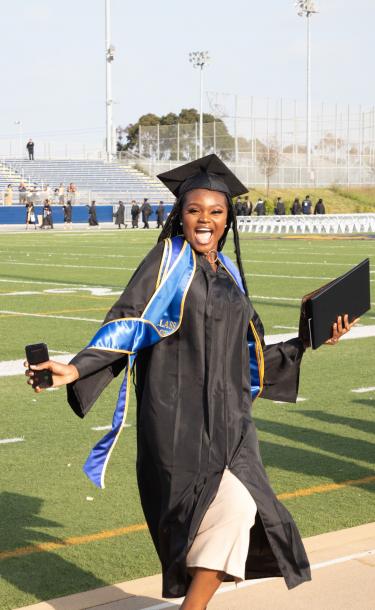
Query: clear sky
xmin=1 ymin=0 xmax=374 ymax=153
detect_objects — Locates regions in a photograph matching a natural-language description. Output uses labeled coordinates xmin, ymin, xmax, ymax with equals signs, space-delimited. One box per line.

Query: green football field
xmin=0 ymin=229 xmax=374 ymax=609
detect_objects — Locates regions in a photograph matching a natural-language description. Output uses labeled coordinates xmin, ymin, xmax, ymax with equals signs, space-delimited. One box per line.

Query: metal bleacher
xmin=0 ymin=158 xmax=173 ymax=204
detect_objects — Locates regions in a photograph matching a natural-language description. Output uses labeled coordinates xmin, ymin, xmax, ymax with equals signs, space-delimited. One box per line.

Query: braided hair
xmin=158 ymin=193 xmax=249 ymax=296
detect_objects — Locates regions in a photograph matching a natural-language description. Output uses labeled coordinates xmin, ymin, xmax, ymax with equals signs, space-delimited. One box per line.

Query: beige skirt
xmin=186 ymin=469 xmax=257 ymax=581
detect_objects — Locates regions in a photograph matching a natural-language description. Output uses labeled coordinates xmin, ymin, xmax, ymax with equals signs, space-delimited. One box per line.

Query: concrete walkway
xmin=16 ymin=522 xmax=375 ymax=610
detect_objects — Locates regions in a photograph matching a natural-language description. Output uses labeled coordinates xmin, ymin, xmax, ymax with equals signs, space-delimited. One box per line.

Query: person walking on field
xmin=26 ymin=139 xmax=35 ymax=160
xmin=131 ymin=200 xmax=140 ymax=228
xmin=25 ymin=154 xmax=358 ymax=610
xmin=41 ymin=200 xmax=54 ymax=229
xmin=114 ymin=201 xmax=126 ymax=229
xmin=25 ymin=202 xmax=38 ymax=230
xmin=314 ymin=198 xmax=326 ymax=215
xmin=62 ymin=200 xmax=73 ymax=229
xmin=156 ymin=200 xmax=165 ymax=228
xmin=141 ymin=198 xmax=152 ymax=229
xmin=87 ymin=200 xmax=99 ymax=227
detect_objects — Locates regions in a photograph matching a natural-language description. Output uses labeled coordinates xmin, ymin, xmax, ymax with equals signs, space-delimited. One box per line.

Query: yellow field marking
xmin=1 ymin=474 xmax=374 ymax=561
xmin=0 ymin=307 xmax=107 ymax=318
xmin=277 ymin=474 xmax=375 ymax=500
xmin=0 ymin=523 xmax=148 ymax=560
xmin=283 ymin=234 xmax=372 ymax=241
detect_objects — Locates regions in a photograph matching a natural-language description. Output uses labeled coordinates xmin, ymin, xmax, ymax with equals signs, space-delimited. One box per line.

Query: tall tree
xmin=117 ymin=109 xmax=235 ymax=160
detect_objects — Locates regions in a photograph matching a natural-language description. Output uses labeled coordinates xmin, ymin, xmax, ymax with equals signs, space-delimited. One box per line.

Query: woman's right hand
xmin=24 ymin=360 xmax=79 ymax=393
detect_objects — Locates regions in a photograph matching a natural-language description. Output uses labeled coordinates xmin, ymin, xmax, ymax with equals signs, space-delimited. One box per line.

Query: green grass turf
xmin=0 ymin=230 xmax=374 ymax=608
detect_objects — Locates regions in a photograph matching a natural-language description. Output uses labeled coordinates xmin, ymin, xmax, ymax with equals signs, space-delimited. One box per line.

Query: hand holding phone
xmin=25 ymin=343 xmax=53 ymax=389
xmin=24 ymin=344 xmax=80 ymax=392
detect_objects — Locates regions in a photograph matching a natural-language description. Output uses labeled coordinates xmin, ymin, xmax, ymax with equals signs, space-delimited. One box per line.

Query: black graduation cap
xmin=157 ymin=154 xmax=247 ymax=198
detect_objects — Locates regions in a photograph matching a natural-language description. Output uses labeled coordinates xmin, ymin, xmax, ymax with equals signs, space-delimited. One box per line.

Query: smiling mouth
xmin=195 ymin=228 xmax=213 ymax=245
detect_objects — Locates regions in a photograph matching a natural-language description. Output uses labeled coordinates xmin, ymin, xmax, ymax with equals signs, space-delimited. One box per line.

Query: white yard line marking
xmin=3 ymin=261 xmax=374 ymax=283
xmin=274 ymin=397 xmax=307 ymax=404
xmin=2 ymin=323 xmax=375 ymax=379
xmin=0 ymin=249 xmax=142 ymax=260
xmin=0 ymin=310 xmax=102 ymax=323
xmin=265 ymin=325 xmax=375 ymax=344
xmin=273 ymin=325 xmax=299 ymax=330
xmin=254 ymin=295 xmax=375 ymax=307
xmin=0 ymin=288 xmax=122 ymax=297
xmin=0 ymin=279 xmax=373 ymax=307
xmin=0 ymin=437 xmax=24 ymax=445
xmin=2 ymin=291 xmax=45 ymax=296
xmin=243 ymin=259 xmax=365 ymax=267
xmin=0 ymin=261 xmax=136 ymax=272
xmin=0 ymin=250 xmax=369 ymax=265
xmin=0 ymin=354 xmax=74 ymax=377
xmin=0 ymin=278 xmax=92 ymax=287
xmin=246 ymin=271 xmax=374 ymax=282
xmin=253 ymin=295 xmax=301 ymax=302
xmin=351 ymin=387 xmax=375 ymax=394
xmin=140 ymin=549 xmax=375 ymax=609
xmin=91 ymin=424 xmax=131 ymax=431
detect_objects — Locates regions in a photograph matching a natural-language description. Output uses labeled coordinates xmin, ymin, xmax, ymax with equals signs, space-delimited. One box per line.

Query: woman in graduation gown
xmin=25 ymin=155 xmax=355 ymax=609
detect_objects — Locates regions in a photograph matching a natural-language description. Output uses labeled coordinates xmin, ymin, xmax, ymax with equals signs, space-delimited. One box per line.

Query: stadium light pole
xmin=189 ymin=51 xmax=210 ymax=158
xmin=105 ymin=0 xmax=115 ymax=162
xmin=295 ymin=1 xmax=318 ymax=172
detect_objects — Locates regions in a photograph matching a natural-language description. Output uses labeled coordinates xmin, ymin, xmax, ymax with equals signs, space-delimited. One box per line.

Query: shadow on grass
xmin=353 ymin=399 xmax=375 ymax=407
xmin=255 ymin=418 xmax=375 ymax=466
xmin=0 ymin=492 xmax=166 ymax=608
xmin=259 ymin=439 xmax=375 ymax=490
xmin=297 ymin=409 xmax=375 ymax=436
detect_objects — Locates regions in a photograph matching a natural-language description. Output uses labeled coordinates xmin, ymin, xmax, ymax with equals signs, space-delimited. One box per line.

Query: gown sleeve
xmin=66 ymin=241 xmax=165 ymax=418
xmin=252 ymin=309 xmax=305 ymax=403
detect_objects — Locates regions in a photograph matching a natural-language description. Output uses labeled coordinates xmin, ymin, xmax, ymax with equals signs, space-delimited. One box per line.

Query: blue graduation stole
xmin=83 ymin=236 xmax=264 ymax=488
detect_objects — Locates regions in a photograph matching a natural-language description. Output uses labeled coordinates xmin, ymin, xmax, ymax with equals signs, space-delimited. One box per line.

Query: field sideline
xmin=0 ymin=230 xmax=374 ymax=609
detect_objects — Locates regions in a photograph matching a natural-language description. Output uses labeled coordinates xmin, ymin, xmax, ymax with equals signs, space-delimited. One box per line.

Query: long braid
xmin=157 ymin=193 xmax=249 ymax=296
xmin=158 ymin=197 xmax=183 ymax=242
xmin=231 ymin=208 xmax=249 ymax=296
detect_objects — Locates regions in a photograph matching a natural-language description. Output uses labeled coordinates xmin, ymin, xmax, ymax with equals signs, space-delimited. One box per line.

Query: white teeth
xmin=195 ymin=230 xmax=212 ymax=245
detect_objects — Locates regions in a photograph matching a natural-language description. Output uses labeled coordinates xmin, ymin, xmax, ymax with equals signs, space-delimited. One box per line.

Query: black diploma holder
xmin=299 ymin=258 xmax=371 ymax=350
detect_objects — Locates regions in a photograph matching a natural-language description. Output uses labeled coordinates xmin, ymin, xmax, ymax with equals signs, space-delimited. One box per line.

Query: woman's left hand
xmin=325 ymin=314 xmax=360 ymax=345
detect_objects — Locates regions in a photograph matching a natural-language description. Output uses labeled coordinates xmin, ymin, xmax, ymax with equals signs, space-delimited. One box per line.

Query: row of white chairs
xmin=237 ymin=214 xmax=375 ymax=234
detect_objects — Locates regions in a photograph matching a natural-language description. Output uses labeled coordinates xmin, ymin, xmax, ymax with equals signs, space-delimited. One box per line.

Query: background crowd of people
xmin=9 ymin=179 xmax=327 ymax=231
xmin=3 ymin=181 xmax=78 ymax=206
xmin=23 ymin=197 xmax=167 ymax=231
xmin=235 ymin=194 xmax=326 ymax=216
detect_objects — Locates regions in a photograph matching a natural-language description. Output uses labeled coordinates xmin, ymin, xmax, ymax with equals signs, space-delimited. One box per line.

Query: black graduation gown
xmin=67 ymin=242 xmax=311 ymax=598
xmin=88 ymin=205 xmax=98 ymax=226
xmin=115 ymin=205 xmax=125 ymax=225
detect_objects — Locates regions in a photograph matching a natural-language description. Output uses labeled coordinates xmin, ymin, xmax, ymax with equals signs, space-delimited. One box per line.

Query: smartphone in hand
xmin=25 ymin=343 xmax=53 ymax=389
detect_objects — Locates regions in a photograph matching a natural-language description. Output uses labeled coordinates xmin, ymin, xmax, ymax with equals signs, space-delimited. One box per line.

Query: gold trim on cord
xmin=249 ymin=319 xmax=265 ymax=397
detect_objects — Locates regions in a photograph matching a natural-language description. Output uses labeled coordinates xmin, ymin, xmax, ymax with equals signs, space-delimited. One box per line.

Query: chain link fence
xmin=135 ymin=96 xmax=375 ymax=186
